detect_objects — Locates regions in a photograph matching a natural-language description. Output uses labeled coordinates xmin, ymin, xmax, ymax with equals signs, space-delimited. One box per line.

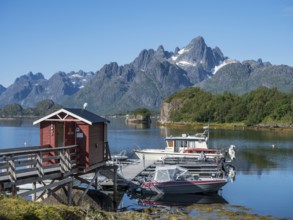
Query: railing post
xmin=60 ymin=148 xmax=71 ymax=173
xmin=65 ymin=149 xmax=71 ymax=171
xmin=36 ymin=152 xmax=44 ymax=177
xmin=8 ymin=159 xmax=16 ymax=183
xmin=8 ymin=159 xmax=17 ymax=196
xmin=60 ymin=150 xmax=65 ymax=173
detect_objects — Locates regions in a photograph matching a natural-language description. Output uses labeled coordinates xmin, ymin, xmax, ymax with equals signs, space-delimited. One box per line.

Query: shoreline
xmin=156 ymin=121 xmax=293 ymax=133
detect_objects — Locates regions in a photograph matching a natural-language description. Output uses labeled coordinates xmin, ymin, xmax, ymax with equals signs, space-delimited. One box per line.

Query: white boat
xmin=139 ymin=165 xmax=227 ymax=195
xmin=134 ymin=126 xmax=235 ymax=161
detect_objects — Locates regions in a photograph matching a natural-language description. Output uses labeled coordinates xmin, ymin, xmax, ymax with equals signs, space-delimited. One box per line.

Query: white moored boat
xmin=134 ymin=126 xmax=235 ymax=161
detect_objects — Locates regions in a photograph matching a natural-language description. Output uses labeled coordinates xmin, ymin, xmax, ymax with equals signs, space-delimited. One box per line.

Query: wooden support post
xmin=11 ymin=184 xmax=17 ymax=197
xmin=113 ymin=165 xmax=118 ymax=207
xmin=32 ymin=182 xmax=36 ymax=201
xmin=95 ymin=169 xmax=98 ymax=190
xmin=67 ymin=180 xmax=73 ymax=206
xmin=77 ymin=170 xmax=99 ymax=205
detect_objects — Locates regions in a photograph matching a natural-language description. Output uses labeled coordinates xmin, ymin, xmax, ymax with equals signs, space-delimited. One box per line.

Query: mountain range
xmin=0 ymin=36 xmax=292 ymax=115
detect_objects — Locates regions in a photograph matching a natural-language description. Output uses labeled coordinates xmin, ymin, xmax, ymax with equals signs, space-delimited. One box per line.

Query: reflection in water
xmin=118 ymin=192 xmax=228 ymax=212
xmin=134 ymin=193 xmax=228 ymax=207
xmin=125 ymin=121 xmax=150 ymax=129
xmin=0 ymin=118 xmax=25 ymax=127
xmin=232 ymin=147 xmax=293 ymax=175
xmin=241 ymin=149 xmax=277 ymax=168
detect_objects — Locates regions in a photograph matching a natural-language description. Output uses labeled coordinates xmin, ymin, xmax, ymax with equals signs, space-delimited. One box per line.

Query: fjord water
xmin=1 ymin=118 xmax=293 ymax=219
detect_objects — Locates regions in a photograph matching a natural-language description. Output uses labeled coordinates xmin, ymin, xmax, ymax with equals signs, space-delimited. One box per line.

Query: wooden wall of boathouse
xmin=37 ymin=109 xmax=110 ymax=169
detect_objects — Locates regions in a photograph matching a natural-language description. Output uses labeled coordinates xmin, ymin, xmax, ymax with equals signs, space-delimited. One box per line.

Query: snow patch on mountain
xmin=176 ymin=60 xmax=197 ymax=67
xmin=70 ymin=74 xmax=83 ymax=78
xmin=171 ymin=48 xmax=190 ymax=61
xmin=212 ymin=59 xmax=238 ymax=74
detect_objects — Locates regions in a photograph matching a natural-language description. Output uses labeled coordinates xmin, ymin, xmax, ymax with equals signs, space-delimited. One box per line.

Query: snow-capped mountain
xmin=0 ymin=71 xmax=94 ymax=108
xmin=1 ymin=36 xmax=292 ymax=114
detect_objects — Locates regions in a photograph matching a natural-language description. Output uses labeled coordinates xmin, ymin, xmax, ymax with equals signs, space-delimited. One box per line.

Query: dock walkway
xmin=120 ymin=159 xmax=155 ymax=181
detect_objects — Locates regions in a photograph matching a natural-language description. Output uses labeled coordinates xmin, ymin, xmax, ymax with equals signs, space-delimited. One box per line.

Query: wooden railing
xmin=0 ymin=145 xmax=79 ymax=185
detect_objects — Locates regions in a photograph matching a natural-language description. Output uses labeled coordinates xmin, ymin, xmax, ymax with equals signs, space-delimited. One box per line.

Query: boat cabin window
xmin=189 ymin=141 xmax=195 ymax=148
xmin=174 ymin=140 xmax=180 ymax=152
xmin=174 ymin=140 xmax=188 ymax=152
xmin=166 ymin=140 xmax=173 ymax=148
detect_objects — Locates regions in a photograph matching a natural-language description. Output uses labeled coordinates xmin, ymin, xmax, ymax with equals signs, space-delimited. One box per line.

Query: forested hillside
xmin=161 ymin=87 xmax=293 ymax=126
xmin=0 ymin=99 xmax=62 ymax=118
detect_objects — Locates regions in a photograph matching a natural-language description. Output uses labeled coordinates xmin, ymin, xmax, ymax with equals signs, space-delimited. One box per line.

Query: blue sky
xmin=0 ymin=0 xmax=292 ymax=87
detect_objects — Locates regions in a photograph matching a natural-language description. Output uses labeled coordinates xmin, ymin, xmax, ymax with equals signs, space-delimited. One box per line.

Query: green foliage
xmin=0 ymin=99 xmax=62 ymax=118
xmin=130 ymin=108 xmax=151 ymax=117
xmin=0 ymin=197 xmax=84 ymax=220
xmin=0 ymin=103 xmax=23 ymax=117
xmin=166 ymin=86 xmax=293 ymax=125
xmin=33 ymin=99 xmax=62 ymax=116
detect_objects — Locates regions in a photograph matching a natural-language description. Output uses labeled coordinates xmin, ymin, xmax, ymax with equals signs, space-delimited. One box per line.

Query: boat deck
xmin=125 ymin=157 xmax=225 ymax=191
xmin=96 ymin=156 xmax=227 ymax=192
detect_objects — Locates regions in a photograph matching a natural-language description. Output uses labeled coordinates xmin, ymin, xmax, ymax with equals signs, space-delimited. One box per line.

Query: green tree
xmin=0 ymin=104 xmax=23 ymax=117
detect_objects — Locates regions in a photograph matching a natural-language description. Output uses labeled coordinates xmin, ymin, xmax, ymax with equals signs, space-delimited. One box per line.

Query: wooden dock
xmin=119 ymin=159 xmax=156 ymax=181
xmin=0 ymin=144 xmax=117 ymax=205
xmin=128 ymin=156 xmax=226 ymax=187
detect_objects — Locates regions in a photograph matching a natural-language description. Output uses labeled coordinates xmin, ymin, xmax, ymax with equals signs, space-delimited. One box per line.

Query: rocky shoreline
xmin=0 ymin=195 xmax=278 ymax=220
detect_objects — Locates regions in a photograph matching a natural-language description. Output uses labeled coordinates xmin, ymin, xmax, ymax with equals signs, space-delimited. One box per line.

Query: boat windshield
xmin=153 ymin=166 xmax=189 ymax=182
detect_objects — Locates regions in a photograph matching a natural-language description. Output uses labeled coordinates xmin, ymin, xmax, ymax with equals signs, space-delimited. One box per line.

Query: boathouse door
xmin=56 ymin=122 xmax=76 ymax=147
xmin=64 ymin=122 xmax=76 ymax=146
xmin=56 ymin=123 xmax=64 ymax=147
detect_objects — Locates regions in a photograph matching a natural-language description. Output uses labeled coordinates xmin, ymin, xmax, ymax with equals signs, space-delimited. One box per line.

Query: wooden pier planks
xmin=121 ymin=159 xmax=156 ymax=181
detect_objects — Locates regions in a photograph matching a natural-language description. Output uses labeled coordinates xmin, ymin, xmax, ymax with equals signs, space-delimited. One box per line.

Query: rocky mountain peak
xmin=99 ymin=62 xmax=121 ymax=78
xmin=188 ymin=36 xmax=206 ymax=49
xmin=14 ymin=72 xmax=45 ymax=84
xmin=155 ymin=45 xmax=165 ymax=57
xmin=170 ymin=36 xmax=225 ymax=72
xmin=0 ymin=84 xmax=6 ymax=95
xmin=132 ymin=49 xmax=155 ymax=70
xmin=155 ymin=45 xmax=173 ymax=60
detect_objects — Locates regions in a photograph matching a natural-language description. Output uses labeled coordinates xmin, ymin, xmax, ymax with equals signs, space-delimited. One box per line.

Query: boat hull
xmin=142 ymin=179 xmax=227 ymax=194
xmin=134 ymin=149 xmax=222 ymax=161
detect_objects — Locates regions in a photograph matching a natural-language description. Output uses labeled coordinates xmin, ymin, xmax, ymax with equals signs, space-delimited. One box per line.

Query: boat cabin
xmin=33 ymin=108 xmax=110 ymax=169
xmin=165 ymin=133 xmax=209 ymax=153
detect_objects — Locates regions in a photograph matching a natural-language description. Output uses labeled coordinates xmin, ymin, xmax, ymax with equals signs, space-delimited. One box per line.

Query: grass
xmin=0 ymin=195 xmax=281 ymax=220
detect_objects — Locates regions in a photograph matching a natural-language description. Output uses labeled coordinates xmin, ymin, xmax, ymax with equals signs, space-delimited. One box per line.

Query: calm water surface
xmin=1 ymin=118 xmax=293 ymax=219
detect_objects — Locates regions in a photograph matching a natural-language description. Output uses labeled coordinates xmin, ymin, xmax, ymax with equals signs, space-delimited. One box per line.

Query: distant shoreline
xmin=1 ymin=116 xmax=293 ymax=133
xmin=156 ymin=121 xmax=293 ymax=132
xmin=0 ymin=116 xmax=39 ymax=120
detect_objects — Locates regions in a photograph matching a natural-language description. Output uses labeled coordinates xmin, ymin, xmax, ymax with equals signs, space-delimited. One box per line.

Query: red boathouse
xmin=33 ymin=108 xmax=111 ymax=170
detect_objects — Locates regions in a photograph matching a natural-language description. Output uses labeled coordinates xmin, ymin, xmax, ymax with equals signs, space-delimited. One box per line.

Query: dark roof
xmin=64 ymin=108 xmax=110 ymax=124
xmin=33 ymin=108 xmax=110 ymax=125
